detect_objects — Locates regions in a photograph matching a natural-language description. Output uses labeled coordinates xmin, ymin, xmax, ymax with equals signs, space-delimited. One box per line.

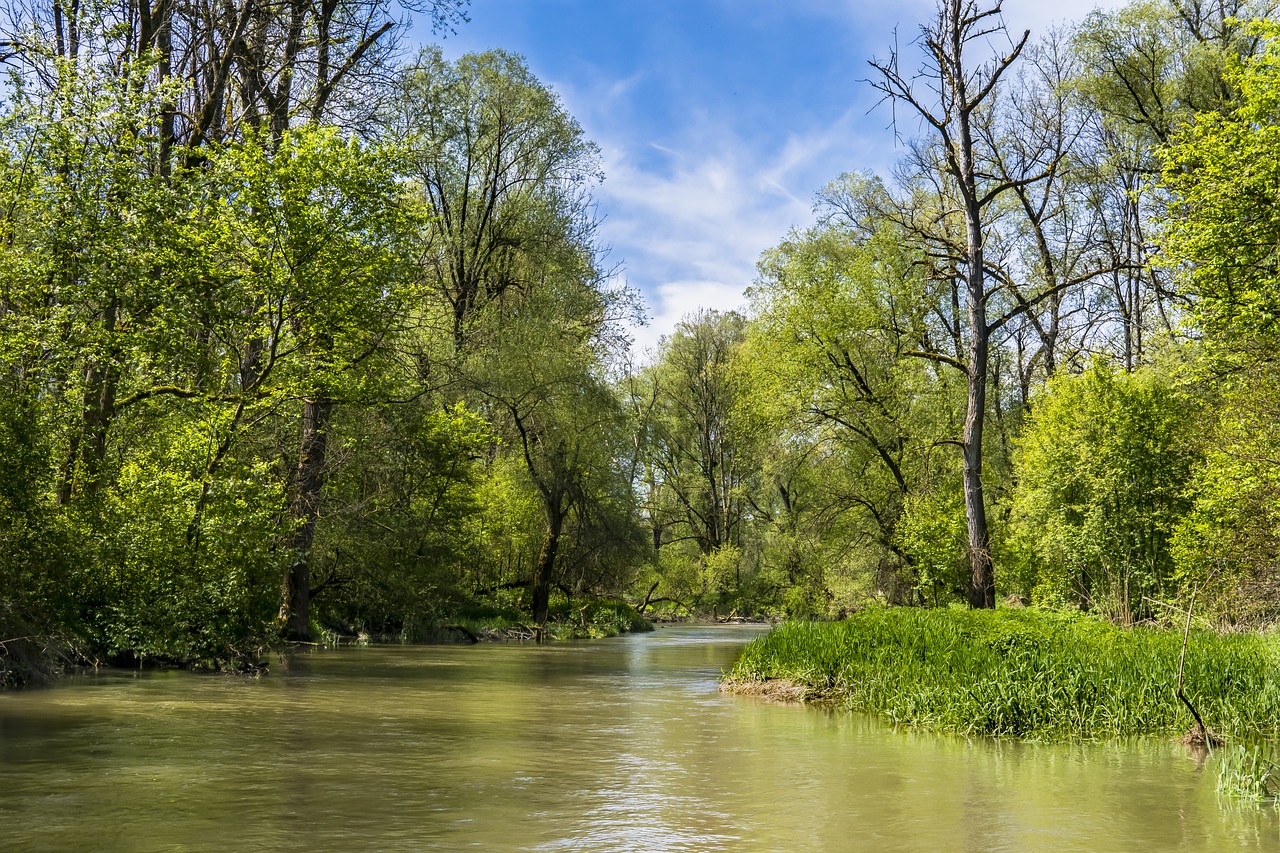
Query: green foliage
xmin=76 ymin=403 xmax=286 ymax=665
xmin=637 ymin=310 xmax=756 ymax=557
xmin=1171 ymin=377 xmax=1280 ymax=622
xmin=741 ymin=186 xmax=961 ymax=610
xmin=11 ymin=0 xmax=1280 ymax=679
xmin=546 ymin=596 xmax=653 ymax=639
xmin=1160 ymin=22 xmax=1280 ymax=622
xmin=726 ymin=608 xmax=1280 ymax=739
xmin=895 ymin=487 xmax=969 ymax=606
xmin=1162 ymin=20 xmax=1280 ymax=353
xmin=1010 ymin=362 xmax=1197 ymax=619
xmin=313 ymin=402 xmax=495 ymax=638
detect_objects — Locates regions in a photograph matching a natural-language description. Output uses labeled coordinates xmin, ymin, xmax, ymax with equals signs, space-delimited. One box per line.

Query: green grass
xmin=1218 ymin=745 xmax=1280 ymax=804
xmin=724 ymin=607 xmax=1280 ymax=740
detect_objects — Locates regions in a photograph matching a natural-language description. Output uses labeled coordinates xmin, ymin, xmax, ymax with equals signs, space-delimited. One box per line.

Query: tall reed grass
xmin=724 ymin=607 xmax=1280 ymax=739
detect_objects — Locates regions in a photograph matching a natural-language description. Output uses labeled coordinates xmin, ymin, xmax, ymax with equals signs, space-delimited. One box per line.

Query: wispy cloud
xmin=513 ymin=0 xmax=1131 ymax=364
xmin=591 ymin=122 xmax=826 ymax=359
xmin=568 ymin=92 xmax=906 ymax=361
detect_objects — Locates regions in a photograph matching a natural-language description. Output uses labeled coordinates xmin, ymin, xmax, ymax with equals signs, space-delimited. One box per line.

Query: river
xmin=1 ymin=624 xmax=1277 ymax=851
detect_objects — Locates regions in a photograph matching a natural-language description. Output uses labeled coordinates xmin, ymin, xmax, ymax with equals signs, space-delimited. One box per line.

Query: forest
xmin=2 ymin=0 xmax=1280 ymax=685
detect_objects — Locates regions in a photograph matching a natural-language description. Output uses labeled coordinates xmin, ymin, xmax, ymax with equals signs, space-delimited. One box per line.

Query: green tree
xmin=627 ymin=311 xmax=765 ymax=614
xmin=477 ymin=277 xmax=641 ymax=625
xmin=1161 ymin=20 xmax=1280 ymax=620
xmin=393 ymin=48 xmax=603 ymax=349
xmin=746 ymin=182 xmax=954 ymax=609
xmin=396 ymin=49 xmax=642 ymax=625
xmin=1010 ymin=361 xmax=1196 ymax=621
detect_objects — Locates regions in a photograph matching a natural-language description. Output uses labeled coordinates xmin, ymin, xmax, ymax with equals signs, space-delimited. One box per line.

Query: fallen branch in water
xmin=443 ymin=624 xmax=480 ymax=644
xmin=1177 ymin=587 xmax=1223 ymax=749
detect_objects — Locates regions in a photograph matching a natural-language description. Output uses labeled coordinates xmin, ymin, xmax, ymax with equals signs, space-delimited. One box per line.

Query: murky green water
xmin=1 ymin=625 xmax=1277 ymax=852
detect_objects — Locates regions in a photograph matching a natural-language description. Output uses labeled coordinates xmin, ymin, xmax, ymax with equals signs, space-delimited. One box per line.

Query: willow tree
xmin=394 ymin=48 xmax=604 ymax=351
xmin=395 ymin=49 xmax=640 ymax=624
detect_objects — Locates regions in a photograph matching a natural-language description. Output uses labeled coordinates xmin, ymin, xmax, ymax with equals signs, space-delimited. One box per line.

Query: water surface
xmin=1 ymin=625 xmax=1277 ymax=851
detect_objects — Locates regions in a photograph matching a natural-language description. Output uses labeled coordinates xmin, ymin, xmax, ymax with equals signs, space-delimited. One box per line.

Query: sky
xmin=414 ymin=0 xmax=1126 ymax=359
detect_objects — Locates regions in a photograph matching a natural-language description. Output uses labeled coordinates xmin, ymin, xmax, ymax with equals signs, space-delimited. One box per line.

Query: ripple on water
xmin=1 ymin=626 xmax=1278 ymax=852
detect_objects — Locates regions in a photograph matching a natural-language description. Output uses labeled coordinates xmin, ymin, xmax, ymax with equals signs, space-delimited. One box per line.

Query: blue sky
xmin=418 ymin=0 xmax=1123 ymax=358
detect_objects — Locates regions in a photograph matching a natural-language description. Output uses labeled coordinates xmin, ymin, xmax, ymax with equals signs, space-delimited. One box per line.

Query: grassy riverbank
xmin=722 ymin=608 xmax=1280 ymax=740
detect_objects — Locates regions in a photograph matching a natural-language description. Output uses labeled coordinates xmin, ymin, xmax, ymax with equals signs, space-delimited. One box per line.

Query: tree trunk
xmin=869 ymin=0 xmax=1030 ymax=609
xmin=963 ymin=362 xmax=994 ymax=608
xmin=283 ymin=394 xmax=332 ymax=640
xmin=531 ymin=501 xmax=564 ymax=626
xmin=61 ymin=296 xmax=120 ymax=505
xmin=959 ymin=100 xmax=995 ymax=609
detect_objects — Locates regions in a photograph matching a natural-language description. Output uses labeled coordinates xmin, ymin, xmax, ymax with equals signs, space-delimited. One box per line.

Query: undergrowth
xmin=724 ymin=607 xmax=1280 ymax=740
xmin=423 ymin=596 xmax=653 ymax=643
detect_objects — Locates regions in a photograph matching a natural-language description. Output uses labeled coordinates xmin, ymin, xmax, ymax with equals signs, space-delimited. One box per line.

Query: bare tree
xmin=870 ymin=0 xmax=1037 ymax=607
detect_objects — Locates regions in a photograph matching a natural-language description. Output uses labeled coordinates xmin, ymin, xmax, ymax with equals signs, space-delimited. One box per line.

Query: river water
xmin=1 ymin=624 xmax=1277 ymax=852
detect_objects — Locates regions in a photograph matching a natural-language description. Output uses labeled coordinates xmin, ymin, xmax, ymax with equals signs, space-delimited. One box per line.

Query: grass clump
xmin=723 ymin=607 xmax=1280 ymax=740
xmin=1218 ymin=745 xmax=1280 ymax=804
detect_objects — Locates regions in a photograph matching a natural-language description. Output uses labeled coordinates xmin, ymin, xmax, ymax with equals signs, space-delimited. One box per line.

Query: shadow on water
xmin=1 ymin=624 xmax=1278 ymax=852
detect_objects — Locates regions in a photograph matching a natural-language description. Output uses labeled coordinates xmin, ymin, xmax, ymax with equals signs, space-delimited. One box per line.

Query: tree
xmin=394 ymin=49 xmax=639 ymax=625
xmin=640 ymin=311 xmax=754 ymax=556
xmin=746 ymin=181 xmax=962 ymax=608
xmin=393 ymin=48 xmax=604 ymax=350
xmin=869 ymin=0 xmax=1032 ymax=607
xmin=628 ymin=311 xmax=764 ymax=613
xmin=205 ymin=128 xmax=415 ymax=639
xmin=477 ymin=277 xmax=638 ymax=625
xmin=0 ymin=0 xmax=472 ymax=645
xmin=1010 ymin=361 xmax=1196 ymax=621
xmin=1160 ymin=20 xmax=1280 ymax=620
xmin=1067 ymin=0 xmax=1279 ymax=370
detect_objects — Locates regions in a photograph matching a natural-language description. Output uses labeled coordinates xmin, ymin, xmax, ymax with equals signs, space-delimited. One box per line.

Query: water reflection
xmin=1 ymin=625 xmax=1278 ymax=852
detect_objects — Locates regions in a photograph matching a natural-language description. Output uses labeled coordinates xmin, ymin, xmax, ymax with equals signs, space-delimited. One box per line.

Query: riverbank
xmin=721 ymin=607 xmax=1280 ymax=740
xmin=414 ymin=598 xmax=654 ymax=644
xmin=1 ymin=597 xmax=655 ymax=689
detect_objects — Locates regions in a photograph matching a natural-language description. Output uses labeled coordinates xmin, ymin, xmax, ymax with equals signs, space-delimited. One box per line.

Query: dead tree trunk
xmin=870 ymin=0 xmax=1029 ymax=608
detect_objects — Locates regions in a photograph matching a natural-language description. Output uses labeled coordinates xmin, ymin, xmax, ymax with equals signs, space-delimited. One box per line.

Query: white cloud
xmin=585 ymin=91 xmax=924 ymax=364
xmin=628 ymin=279 xmax=750 ymax=360
xmin=593 ymin=123 xmax=827 ymax=363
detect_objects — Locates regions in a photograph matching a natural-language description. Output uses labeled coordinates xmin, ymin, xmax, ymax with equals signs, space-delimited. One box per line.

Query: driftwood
xmin=519 ymin=623 xmax=546 ymax=644
xmin=443 ymin=624 xmax=480 ymax=644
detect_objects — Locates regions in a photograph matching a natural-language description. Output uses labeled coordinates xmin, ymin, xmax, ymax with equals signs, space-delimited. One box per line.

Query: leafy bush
xmin=1010 ymin=362 xmax=1197 ymax=621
